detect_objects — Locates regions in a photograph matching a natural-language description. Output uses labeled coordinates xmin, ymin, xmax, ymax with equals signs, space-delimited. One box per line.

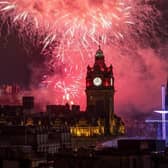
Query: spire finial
xmin=99 ymin=44 xmax=101 ymax=50
xmin=95 ymin=36 xmax=104 ymax=57
xmin=98 ymin=35 xmax=102 ymax=49
xmin=96 ymin=45 xmax=104 ymax=57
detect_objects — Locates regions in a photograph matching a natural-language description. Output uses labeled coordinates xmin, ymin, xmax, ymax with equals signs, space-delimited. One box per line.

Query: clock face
xmin=93 ymin=77 xmax=102 ymax=86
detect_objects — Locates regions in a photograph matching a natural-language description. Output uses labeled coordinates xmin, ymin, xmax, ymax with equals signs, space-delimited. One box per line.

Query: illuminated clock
xmin=93 ymin=77 xmax=102 ymax=86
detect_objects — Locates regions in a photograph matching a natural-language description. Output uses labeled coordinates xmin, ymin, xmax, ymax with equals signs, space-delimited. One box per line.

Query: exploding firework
xmin=0 ymin=0 xmax=132 ymax=47
xmin=0 ymin=0 xmax=168 ymax=117
xmin=2 ymin=0 xmax=164 ymax=112
xmin=0 ymin=0 xmax=134 ymax=107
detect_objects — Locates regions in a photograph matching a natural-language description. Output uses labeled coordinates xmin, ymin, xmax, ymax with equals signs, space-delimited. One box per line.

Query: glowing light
xmin=154 ymin=111 xmax=168 ymax=114
xmin=146 ymin=120 xmax=168 ymax=123
xmin=147 ymin=85 xmax=168 ymax=140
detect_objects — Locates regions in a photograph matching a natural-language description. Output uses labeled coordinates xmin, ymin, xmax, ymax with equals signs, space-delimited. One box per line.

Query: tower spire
xmin=98 ymin=35 xmax=101 ymax=49
xmin=95 ymin=45 xmax=104 ymax=58
xmin=99 ymin=44 xmax=101 ymax=50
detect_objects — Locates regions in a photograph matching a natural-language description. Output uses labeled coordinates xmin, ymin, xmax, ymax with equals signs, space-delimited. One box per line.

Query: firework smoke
xmin=0 ymin=0 xmax=167 ymax=119
xmin=0 ymin=0 xmax=133 ymax=108
xmin=0 ymin=0 xmax=132 ymax=43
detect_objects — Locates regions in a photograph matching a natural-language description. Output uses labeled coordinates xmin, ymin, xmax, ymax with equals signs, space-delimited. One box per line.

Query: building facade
xmin=70 ymin=47 xmax=124 ymax=137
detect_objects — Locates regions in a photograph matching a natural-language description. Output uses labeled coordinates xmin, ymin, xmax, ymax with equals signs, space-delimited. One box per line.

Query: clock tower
xmin=86 ymin=46 xmax=115 ymax=135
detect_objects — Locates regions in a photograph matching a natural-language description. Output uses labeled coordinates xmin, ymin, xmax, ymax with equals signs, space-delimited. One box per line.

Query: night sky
xmin=0 ymin=21 xmax=47 ymax=88
xmin=0 ymin=31 xmax=30 ymax=87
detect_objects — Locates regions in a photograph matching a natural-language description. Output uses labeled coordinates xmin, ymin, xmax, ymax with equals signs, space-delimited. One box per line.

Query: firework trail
xmin=0 ymin=0 xmax=133 ymax=47
xmin=0 ymin=0 xmax=166 ymax=111
xmin=0 ymin=0 xmax=133 ymax=106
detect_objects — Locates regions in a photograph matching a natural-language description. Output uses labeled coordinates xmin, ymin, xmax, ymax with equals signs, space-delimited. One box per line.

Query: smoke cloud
xmin=0 ymin=0 xmax=167 ymax=120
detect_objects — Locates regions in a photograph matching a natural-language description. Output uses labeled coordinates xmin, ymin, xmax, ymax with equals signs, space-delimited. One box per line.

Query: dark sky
xmin=0 ymin=32 xmax=30 ymax=87
xmin=0 ymin=20 xmax=47 ymax=88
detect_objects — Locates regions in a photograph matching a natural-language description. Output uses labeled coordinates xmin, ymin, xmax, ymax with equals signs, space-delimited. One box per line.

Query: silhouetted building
xmin=22 ymin=96 xmax=34 ymax=110
xmin=0 ymin=125 xmax=71 ymax=168
xmin=70 ymin=46 xmax=124 ymax=138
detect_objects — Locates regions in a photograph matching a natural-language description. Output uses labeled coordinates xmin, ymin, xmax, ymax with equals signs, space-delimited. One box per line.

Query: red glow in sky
xmin=0 ymin=0 xmax=167 ymax=119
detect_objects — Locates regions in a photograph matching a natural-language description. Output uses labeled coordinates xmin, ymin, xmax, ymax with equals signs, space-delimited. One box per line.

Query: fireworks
xmin=5 ymin=1 xmax=165 ymax=110
xmin=0 ymin=0 xmax=167 ymax=116
xmin=0 ymin=0 xmax=132 ymax=46
xmin=0 ymin=0 xmax=134 ymax=107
